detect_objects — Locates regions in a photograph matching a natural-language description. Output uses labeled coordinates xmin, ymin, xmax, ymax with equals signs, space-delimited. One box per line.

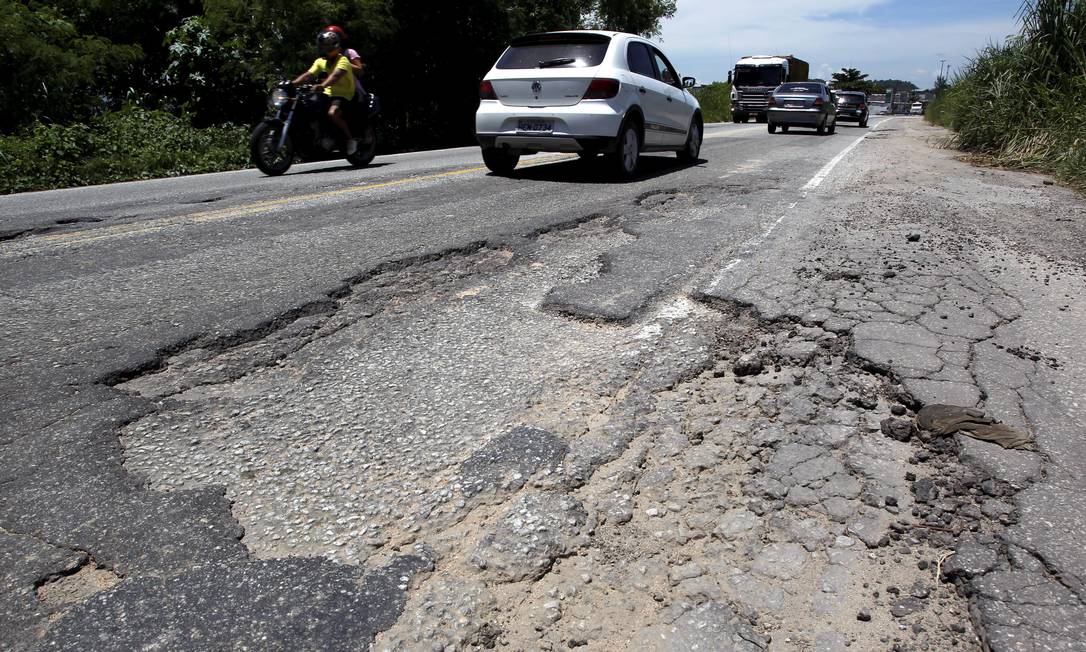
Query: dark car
xmin=835 ymin=90 xmax=869 ymax=127
xmin=766 ymin=82 xmax=836 ymax=135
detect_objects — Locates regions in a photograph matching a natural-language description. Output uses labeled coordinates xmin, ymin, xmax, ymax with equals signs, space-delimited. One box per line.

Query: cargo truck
xmin=728 ymin=55 xmax=810 ymax=123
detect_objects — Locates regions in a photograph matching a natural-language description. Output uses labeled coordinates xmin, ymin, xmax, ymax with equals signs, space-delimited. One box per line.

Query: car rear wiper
xmin=538 ymin=57 xmax=576 ymax=68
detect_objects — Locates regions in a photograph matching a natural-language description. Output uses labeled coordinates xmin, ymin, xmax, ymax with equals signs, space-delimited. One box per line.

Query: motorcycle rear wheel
xmin=251 ymin=122 xmax=294 ymax=176
xmin=347 ymin=125 xmax=377 ymax=167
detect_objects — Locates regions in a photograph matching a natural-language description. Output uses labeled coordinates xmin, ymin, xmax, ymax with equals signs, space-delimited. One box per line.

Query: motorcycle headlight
xmin=269 ymin=88 xmax=289 ymax=109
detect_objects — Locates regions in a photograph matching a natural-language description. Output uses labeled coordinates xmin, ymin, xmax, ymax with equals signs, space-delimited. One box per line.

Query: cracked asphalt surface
xmin=2 ymin=119 xmax=1085 ymax=651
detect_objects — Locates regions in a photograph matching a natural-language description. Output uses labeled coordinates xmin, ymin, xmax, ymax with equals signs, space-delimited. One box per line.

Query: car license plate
xmin=517 ymin=119 xmax=553 ymax=133
xmin=785 ymin=102 xmax=803 ymax=108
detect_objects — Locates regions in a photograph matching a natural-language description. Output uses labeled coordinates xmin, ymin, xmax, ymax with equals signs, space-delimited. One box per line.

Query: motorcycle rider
xmin=292 ymin=30 xmax=357 ymax=154
xmin=322 ymin=25 xmax=366 ymax=100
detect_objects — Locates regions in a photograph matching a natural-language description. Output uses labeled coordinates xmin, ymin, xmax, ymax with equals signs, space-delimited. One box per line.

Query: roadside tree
xmin=831 ymin=67 xmax=878 ymax=94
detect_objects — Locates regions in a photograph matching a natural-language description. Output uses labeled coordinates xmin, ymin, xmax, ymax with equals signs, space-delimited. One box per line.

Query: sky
xmin=658 ymin=0 xmax=1022 ymax=88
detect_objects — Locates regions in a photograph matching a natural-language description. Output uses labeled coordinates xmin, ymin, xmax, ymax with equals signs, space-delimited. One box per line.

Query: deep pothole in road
xmin=36 ymin=561 xmax=122 ymax=618
xmin=118 ymin=245 xmax=995 ymax=651
xmin=375 ymin=301 xmax=997 ymax=651
xmin=118 ymin=217 xmax=637 ymax=564
xmin=112 ymin=181 xmax=1012 ymax=650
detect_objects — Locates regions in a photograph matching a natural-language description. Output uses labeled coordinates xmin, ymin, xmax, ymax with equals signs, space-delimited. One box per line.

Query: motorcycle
xmin=250 ymin=82 xmax=380 ymax=176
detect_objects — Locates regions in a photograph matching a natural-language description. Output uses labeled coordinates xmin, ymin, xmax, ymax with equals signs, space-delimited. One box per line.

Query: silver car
xmin=767 ymin=82 xmax=837 ymax=135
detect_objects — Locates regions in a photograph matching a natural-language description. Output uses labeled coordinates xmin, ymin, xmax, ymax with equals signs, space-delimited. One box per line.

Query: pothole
xmin=53 ymin=217 xmax=104 ymax=225
xmin=377 ymin=301 xmax=992 ymax=651
xmin=117 ymin=216 xmax=640 ymax=566
xmin=37 ymin=563 xmax=122 ymax=615
xmin=180 ymin=196 xmax=226 ymax=205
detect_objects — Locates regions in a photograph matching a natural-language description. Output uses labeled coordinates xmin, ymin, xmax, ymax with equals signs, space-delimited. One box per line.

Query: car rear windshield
xmin=778 ymin=83 xmax=820 ymax=94
xmin=496 ymin=34 xmax=611 ymax=70
xmin=838 ymin=92 xmax=865 ymax=99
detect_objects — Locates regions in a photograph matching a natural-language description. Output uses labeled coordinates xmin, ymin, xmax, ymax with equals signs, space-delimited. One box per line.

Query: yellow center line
xmin=2 ymin=152 xmax=578 ymax=254
xmin=28 ymin=165 xmax=488 ymax=248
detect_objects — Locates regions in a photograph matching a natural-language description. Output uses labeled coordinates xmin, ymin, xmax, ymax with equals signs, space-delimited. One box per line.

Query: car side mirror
xmin=682 ymin=76 xmax=696 ymax=88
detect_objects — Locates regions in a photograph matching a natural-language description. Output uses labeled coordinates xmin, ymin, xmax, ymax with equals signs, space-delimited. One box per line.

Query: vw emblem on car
xmin=531 ymin=81 xmax=542 ymax=97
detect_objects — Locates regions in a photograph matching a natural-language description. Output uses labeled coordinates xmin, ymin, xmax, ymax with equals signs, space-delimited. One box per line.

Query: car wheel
xmin=756 ymin=115 xmax=767 ymax=124
xmin=481 ymin=147 xmax=520 ymax=175
xmin=816 ymin=119 xmax=825 ymax=135
xmin=781 ymin=125 xmax=789 ymax=133
xmin=827 ymin=119 xmax=836 ymax=135
xmin=860 ymin=116 xmax=869 ymax=128
xmin=768 ymin=123 xmax=776 ymax=134
xmin=678 ymin=118 xmax=702 ymax=162
xmin=610 ymin=120 xmax=641 ymax=178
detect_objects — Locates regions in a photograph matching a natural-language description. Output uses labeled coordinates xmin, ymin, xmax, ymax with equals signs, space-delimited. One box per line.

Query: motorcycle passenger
xmin=292 ymin=30 xmax=357 ymax=154
xmin=322 ymin=25 xmax=366 ymax=100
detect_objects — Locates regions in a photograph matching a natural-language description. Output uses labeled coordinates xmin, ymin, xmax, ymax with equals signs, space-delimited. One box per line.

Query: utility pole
xmin=939 ymin=59 xmax=946 ymax=80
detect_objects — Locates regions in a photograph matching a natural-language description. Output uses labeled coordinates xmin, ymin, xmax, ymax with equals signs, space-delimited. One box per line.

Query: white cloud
xmin=658 ymin=0 xmax=1016 ymax=87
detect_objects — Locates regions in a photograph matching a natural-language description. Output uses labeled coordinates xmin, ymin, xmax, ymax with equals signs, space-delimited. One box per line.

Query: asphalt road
xmin=3 ymin=118 xmax=1084 ymax=651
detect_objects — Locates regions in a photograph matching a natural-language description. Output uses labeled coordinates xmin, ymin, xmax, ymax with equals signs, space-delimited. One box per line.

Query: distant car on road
xmin=834 ymin=90 xmax=869 ymax=128
xmin=766 ymin=82 xmax=837 ymax=135
xmin=911 ymin=102 xmax=925 ymax=115
xmin=475 ymin=31 xmax=703 ymax=178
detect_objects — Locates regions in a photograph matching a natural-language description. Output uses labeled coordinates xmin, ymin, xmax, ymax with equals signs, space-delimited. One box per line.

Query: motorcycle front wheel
xmin=250 ymin=121 xmax=294 ymax=176
xmin=347 ymin=125 xmax=377 ymax=168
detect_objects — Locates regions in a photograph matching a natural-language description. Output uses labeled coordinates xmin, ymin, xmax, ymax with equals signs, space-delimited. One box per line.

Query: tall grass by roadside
xmin=691 ymin=83 xmax=733 ymax=123
xmin=926 ymin=0 xmax=1085 ymax=190
xmin=0 ymin=107 xmax=249 ymax=195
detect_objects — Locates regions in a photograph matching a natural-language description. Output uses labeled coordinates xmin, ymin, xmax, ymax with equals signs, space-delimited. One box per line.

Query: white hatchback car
xmin=475 ymin=31 xmax=703 ymax=177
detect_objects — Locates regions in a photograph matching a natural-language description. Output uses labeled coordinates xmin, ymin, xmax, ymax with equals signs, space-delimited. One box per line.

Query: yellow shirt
xmin=308 ymin=55 xmax=355 ymax=99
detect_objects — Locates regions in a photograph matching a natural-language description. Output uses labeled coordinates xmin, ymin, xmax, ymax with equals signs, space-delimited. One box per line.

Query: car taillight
xmin=479 ymin=80 xmax=497 ymax=100
xmin=582 ymin=78 xmax=620 ymax=100
xmin=813 ymin=97 xmax=824 ymax=106
xmin=859 ymin=103 xmax=867 ymax=110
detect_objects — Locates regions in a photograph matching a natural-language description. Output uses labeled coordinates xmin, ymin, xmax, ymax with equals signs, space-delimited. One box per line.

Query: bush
xmin=691 ymin=82 xmax=732 ymax=123
xmin=0 ymin=107 xmax=249 ymax=194
xmin=926 ymin=0 xmax=1086 ymax=190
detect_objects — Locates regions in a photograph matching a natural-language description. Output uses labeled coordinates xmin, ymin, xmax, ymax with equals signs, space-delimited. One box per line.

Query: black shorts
xmin=329 ymin=97 xmax=349 ymax=112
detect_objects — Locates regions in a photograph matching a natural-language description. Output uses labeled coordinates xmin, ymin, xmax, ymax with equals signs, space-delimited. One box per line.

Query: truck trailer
xmin=729 ymin=55 xmax=810 ymax=123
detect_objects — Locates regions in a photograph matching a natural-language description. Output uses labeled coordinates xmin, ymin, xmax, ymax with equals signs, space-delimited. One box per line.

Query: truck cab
xmin=729 ymin=55 xmax=810 ymax=123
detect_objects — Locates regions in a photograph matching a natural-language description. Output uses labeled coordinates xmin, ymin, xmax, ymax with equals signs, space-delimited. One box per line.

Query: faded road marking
xmin=0 ymin=166 xmax=487 ymax=254
xmin=803 ymin=117 xmax=895 ymax=191
xmin=2 ymin=154 xmax=586 ymax=256
xmin=708 ymin=118 xmax=895 ymax=290
xmin=0 ymin=155 xmax=571 ymax=255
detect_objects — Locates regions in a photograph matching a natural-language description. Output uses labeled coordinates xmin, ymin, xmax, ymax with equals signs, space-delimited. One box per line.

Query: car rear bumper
xmin=835 ymin=109 xmax=867 ymax=121
xmin=475 ymin=100 xmax=624 ymax=152
xmin=475 ymin=134 xmax=614 ymax=153
xmin=767 ymin=108 xmax=825 ymax=126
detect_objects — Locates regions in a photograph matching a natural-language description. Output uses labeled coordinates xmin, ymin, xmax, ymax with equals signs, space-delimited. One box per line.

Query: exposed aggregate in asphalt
xmin=5 ymin=120 xmax=1084 ymax=651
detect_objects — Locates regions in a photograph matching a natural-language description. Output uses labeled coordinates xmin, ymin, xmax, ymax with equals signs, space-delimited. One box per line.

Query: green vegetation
xmin=831 ymin=68 xmax=879 ymax=95
xmin=0 ymin=107 xmax=248 ymax=195
xmin=870 ymin=79 xmax=918 ymax=94
xmin=691 ymin=83 xmax=733 ymax=123
xmin=926 ymin=0 xmax=1085 ymax=190
xmin=1 ymin=0 xmax=677 ymax=193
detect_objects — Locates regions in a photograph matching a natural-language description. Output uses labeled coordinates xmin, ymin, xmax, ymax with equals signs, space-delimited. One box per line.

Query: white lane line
xmin=713 ymin=200 xmax=800 ymax=279
xmin=707 ymin=117 xmax=895 ymax=290
xmin=802 ymin=117 xmax=894 ymax=191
